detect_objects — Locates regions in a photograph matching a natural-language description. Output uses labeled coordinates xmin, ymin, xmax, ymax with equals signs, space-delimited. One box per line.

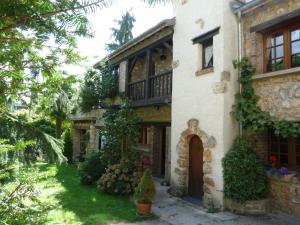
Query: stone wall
xmin=152 ymin=48 xmax=172 ymax=75
xmin=130 ymin=56 xmax=147 ymax=83
xmin=253 ymin=74 xmax=300 ymax=121
xmin=243 ymin=0 xmax=300 ymax=74
xmin=170 ymin=119 xmax=217 ymax=208
xmin=129 ymin=48 xmax=172 ymax=83
xmin=269 ymin=175 xmax=300 ymax=216
xmin=250 ymin=131 xmax=268 ymax=164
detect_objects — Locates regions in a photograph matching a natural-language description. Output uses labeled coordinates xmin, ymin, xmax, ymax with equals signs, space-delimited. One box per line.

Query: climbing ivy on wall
xmin=232 ymin=58 xmax=300 ymax=138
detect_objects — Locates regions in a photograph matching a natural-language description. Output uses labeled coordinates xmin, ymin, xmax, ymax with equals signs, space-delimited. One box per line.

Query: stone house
xmin=237 ymin=0 xmax=300 ymax=216
xmin=71 ymin=0 xmax=300 ymax=215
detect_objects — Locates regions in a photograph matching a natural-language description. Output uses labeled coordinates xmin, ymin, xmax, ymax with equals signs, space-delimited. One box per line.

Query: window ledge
xmin=132 ymin=144 xmax=151 ymax=153
xmin=195 ymin=67 xmax=214 ymax=76
xmin=253 ymin=67 xmax=300 ymax=80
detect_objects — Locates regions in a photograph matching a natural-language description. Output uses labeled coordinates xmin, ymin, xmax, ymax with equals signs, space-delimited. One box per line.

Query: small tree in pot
xmin=134 ymin=169 xmax=156 ymax=216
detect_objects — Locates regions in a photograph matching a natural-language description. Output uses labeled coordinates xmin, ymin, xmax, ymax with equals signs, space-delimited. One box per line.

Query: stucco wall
xmin=119 ymin=61 xmax=127 ymax=93
xmin=136 ymin=105 xmax=171 ymax=122
xmin=171 ymin=0 xmax=238 ymax=208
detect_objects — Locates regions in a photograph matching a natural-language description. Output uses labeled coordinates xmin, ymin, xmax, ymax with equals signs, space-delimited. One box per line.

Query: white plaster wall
xmin=171 ymin=0 xmax=239 ymax=206
xmin=119 ymin=60 xmax=127 ymax=93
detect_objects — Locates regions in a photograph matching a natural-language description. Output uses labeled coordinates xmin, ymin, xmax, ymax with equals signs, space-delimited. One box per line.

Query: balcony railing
xmin=127 ymin=71 xmax=172 ymax=105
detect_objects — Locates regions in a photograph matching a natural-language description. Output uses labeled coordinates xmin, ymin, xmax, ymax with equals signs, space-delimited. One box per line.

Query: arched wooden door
xmin=188 ymin=135 xmax=204 ymax=199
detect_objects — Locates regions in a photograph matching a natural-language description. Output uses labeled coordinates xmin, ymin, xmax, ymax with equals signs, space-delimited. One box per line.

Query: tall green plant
xmin=223 ymin=136 xmax=267 ymax=202
xmin=101 ymin=98 xmax=140 ymax=165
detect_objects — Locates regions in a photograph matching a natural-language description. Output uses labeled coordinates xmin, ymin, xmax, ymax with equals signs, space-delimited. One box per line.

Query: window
xmin=291 ymin=28 xmax=300 ymax=67
xmin=264 ymin=23 xmax=300 ymax=72
xmin=138 ymin=126 xmax=149 ymax=145
xmin=202 ymin=39 xmax=213 ymax=69
xmin=269 ymin=130 xmax=300 ymax=170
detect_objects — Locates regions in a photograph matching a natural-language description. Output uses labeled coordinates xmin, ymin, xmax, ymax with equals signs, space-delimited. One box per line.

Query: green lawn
xmin=31 ymin=163 xmax=142 ymax=225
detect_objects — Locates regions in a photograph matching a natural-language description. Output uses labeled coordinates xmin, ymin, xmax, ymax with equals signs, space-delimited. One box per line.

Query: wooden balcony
xmin=127 ymin=71 xmax=172 ymax=106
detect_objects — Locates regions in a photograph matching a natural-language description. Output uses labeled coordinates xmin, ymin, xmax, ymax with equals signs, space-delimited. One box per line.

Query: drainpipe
xmin=237 ymin=10 xmax=243 ymax=135
xmin=232 ymin=0 xmax=264 ymax=135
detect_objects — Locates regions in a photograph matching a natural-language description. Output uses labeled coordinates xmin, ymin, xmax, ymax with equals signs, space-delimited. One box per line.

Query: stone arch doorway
xmin=172 ymin=119 xmax=216 ymax=207
xmin=188 ymin=135 xmax=204 ymax=199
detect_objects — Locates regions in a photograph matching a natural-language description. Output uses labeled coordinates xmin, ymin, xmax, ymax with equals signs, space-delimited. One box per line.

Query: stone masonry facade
xmin=170 ymin=119 xmax=217 ymax=208
xmin=242 ymin=0 xmax=300 ymax=217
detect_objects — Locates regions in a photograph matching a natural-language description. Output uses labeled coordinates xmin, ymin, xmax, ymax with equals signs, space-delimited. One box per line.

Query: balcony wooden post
xmin=145 ymin=49 xmax=152 ymax=101
xmin=125 ymin=59 xmax=129 ymax=97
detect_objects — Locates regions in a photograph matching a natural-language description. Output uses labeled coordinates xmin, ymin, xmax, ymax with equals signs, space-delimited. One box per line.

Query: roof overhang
xmin=94 ymin=18 xmax=175 ymax=68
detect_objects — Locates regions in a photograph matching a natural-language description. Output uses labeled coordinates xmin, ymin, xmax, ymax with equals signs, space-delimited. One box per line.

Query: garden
xmin=0 ymin=1 xmax=161 ymax=224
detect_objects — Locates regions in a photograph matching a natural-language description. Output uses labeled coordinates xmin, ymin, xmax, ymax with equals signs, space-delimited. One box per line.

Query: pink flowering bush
xmin=97 ymin=159 xmax=139 ymax=195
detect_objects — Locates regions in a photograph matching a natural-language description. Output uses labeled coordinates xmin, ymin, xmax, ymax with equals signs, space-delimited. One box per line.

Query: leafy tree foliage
xmin=79 ymin=61 xmax=118 ymax=112
xmin=0 ymin=165 xmax=51 ymax=225
xmin=101 ymin=98 xmax=141 ymax=165
xmin=105 ymin=9 xmax=136 ymax=52
xmin=36 ymin=73 xmax=77 ymax=139
xmin=0 ymin=0 xmax=107 ymax=105
xmin=79 ymin=70 xmax=103 ymax=112
xmin=30 ymin=119 xmax=56 ymax=137
xmin=223 ymin=136 xmax=268 ymax=202
xmin=0 ymin=114 xmax=66 ymax=164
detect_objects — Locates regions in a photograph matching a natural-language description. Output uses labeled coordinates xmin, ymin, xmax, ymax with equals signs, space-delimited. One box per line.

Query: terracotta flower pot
xmin=136 ymin=202 xmax=152 ymax=216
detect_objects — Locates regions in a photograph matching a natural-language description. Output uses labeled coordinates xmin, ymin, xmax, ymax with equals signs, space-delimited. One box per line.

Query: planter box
xmin=224 ymin=198 xmax=269 ymax=215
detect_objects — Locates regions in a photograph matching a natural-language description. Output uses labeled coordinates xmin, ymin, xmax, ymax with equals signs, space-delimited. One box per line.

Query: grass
xmin=28 ymin=163 xmax=143 ymax=225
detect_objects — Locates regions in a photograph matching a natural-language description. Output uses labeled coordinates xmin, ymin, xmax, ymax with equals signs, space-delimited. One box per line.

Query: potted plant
xmin=134 ymin=169 xmax=156 ymax=216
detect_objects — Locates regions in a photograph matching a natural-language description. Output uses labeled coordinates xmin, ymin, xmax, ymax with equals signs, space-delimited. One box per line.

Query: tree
xmin=79 ymin=60 xmax=118 ymax=112
xmin=105 ymin=9 xmax=136 ymax=52
xmin=37 ymin=73 xmax=77 ymax=139
xmin=101 ymin=98 xmax=141 ymax=165
xmin=0 ymin=0 xmax=171 ymax=162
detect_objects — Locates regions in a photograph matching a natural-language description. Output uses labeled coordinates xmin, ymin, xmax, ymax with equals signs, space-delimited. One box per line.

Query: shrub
xmin=78 ymin=151 xmax=105 ymax=185
xmin=97 ymin=158 xmax=139 ymax=195
xmin=135 ymin=169 xmax=155 ymax=204
xmin=62 ymin=128 xmax=73 ymax=163
xmin=0 ymin=168 xmax=50 ymax=225
xmin=222 ymin=135 xmax=268 ymax=203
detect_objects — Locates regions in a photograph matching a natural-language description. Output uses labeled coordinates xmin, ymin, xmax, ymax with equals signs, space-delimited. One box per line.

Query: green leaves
xmin=100 ymin=98 xmax=141 ymax=165
xmin=79 ymin=61 xmax=118 ymax=112
xmin=223 ymin=136 xmax=268 ymax=202
xmin=232 ymin=57 xmax=300 ymax=138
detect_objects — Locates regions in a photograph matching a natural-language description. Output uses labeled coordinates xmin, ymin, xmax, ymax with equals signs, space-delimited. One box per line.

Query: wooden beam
xmin=125 ymin=59 xmax=129 ymax=97
xmin=111 ymin=35 xmax=173 ymax=64
xmin=163 ymin=42 xmax=172 ymax=52
xmin=128 ymin=56 xmax=138 ymax=75
xmin=145 ymin=49 xmax=152 ymax=100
